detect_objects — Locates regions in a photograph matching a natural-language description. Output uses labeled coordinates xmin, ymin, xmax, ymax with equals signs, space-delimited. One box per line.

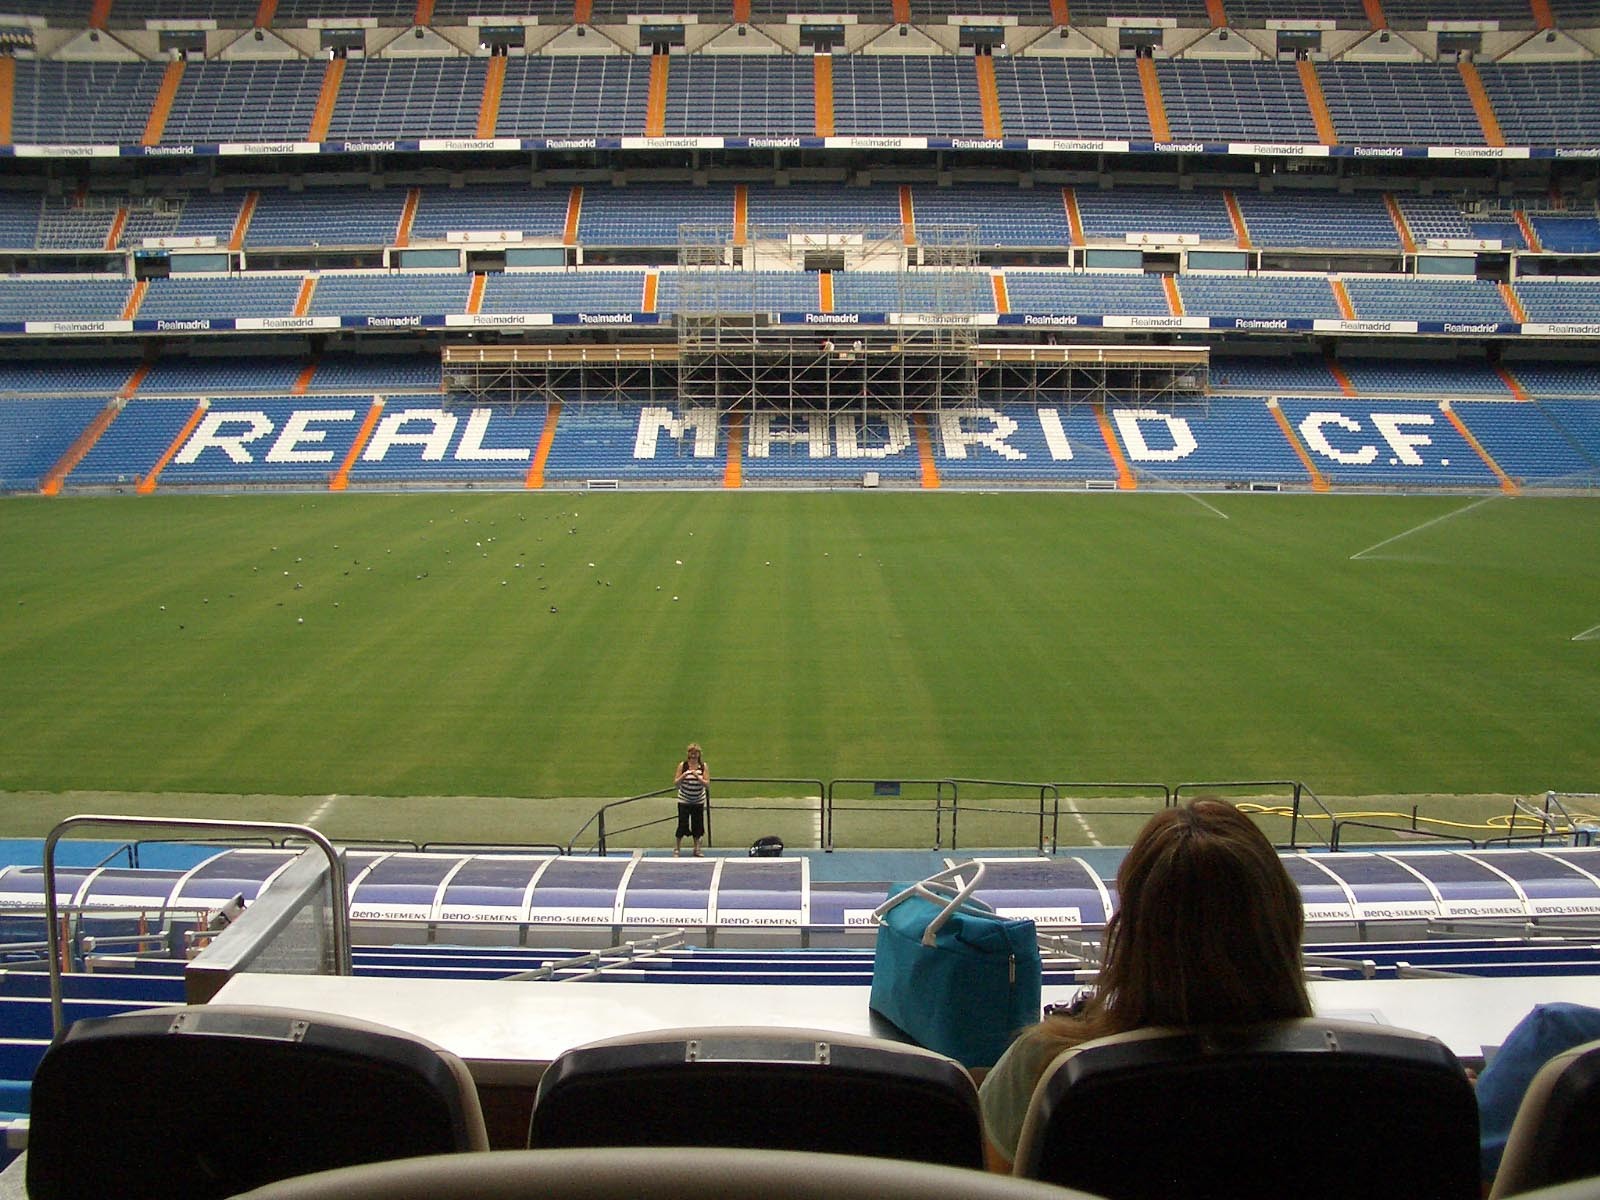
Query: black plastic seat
xmin=528 ymin=1026 xmax=983 ymax=1168
xmin=26 ymin=1003 xmax=488 ymax=1200
xmin=1014 ymin=1018 xmax=1479 ymax=1200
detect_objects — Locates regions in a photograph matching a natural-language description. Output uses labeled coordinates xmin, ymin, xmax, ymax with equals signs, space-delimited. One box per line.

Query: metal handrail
xmin=44 ymin=815 xmax=349 ymax=1037
xmin=503 ymin=930 xmax=687 ymax=982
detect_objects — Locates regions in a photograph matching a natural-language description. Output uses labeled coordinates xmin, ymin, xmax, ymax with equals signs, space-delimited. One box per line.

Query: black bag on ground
xmin=749 ymin=836 xmax=784 ymax=857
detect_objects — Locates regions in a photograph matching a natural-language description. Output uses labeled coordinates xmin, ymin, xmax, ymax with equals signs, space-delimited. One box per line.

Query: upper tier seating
xmin=1504 ymin=362 xmax=1600 ymax=397
xmin=159 ymin=60 xmax=325 ymax=144
xmin=1318 ymin=63 xmax=1484 ymax=146
xmin=1335 ymin=357 xmax=1511 ymax=396
xmin=1528 ymin=218 xmax=1600 ymax=255
xmin=1156 ymin=61 xmax=1318 ymax=144
xmin=34 ymin=195 xmax=118 ymax=252
xmin=495 ymin=57 xmax=651 ymax=139
xmin=478 ymin=271 xmax=650 ymax=313
xmin=1233 ymin=190 xmax=1398 ymax=250
xmin=992 ymin=59 xmax=1151 ymax=140
xmin=1003 ymin=271 xmax=1171 ymax=315
xmin=580 ymin=185 xmax=735 ymax=246
xmin=831 ymin=56 xmax=985 ymax=137
xmin=313 ymin=353 xmax=443 ymax=392
xmin=663 ymin=56 xmax=813 ymax=137
xmin=248 ymin=189 xmax=409 ymax=248
xmin=1397 ymin=196 xmax=1475 ymax=245
xmin=745 ymin=183 xmax=902 ymax=230
xmin=306 ymin=272 xmax=472 ymax=316
xmin=326 ymin=58 xmax=487 ymax=141
xmin=1476 ymin=62 xmax=1600 ymax=147
xmin=1075 ymin=187 xmax=1235 ymax=243
xmin=0 ymin=359 xmax=139 ymax=395
xmin=138 ymin=276 xmax=303 ymax=321
xmin=1064 ymin=0 xmax=1208 ymax=21
xmin=409 ymin=184 xmax=571 ymax=242
xmin=1224 ymin=0 xmax=1363 ymax=20
xmin=1514 ymin=281 xmax=1600 ymax=324
xmin=913 ymin=186 xmax=1074 ymax=248
xmin=137 ymin=356 xmax=309 ymax=395
xmin=1343 ymin=277 xmax=1514 ymax=323
xmin=9 ymin=61 xmax=166 ymax=144
xmin=0 ymin=278 xmax=132 ymax=323
xmin=1177 ymin=273 xmax=1341 ymax=320
xmin=1209 ymin=356 xmax=1339 ymax=393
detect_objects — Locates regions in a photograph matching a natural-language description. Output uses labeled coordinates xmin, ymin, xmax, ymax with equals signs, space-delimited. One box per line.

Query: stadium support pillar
xmin=1266 ymin=398 xmax=1331 ymax=492
xmin=1457 ymin=61 xmax=1504 ymax=147
xmin=645 ymin=52 xmax=670 ymax=137
xmin=813 ymin=56 xmax=835 ymax=137
xmin=563 ymin=186 xmax=583 ymax=246
xmin=974 ymin=54 xmax=1003 ymax=138
xmin=1205 ymin=0 xmax=1227 ymax=26
xmin=292 ymin=361 xmax=318 ymax=394
xmin=467 ymin=273 xmax=486 ymax=315
xmin=892 ymin=0 xmax=911 ymax=23
xmin=1062 ymin=188 xmax=1086 ymax=247
xmin=1498 ymin=282 xmax=1528 ymax=326
xmin=733 ymin=185 xmax=749 ymax=248
xmin=732 ymin=0 xmax=751 ymax=22
xmin=992 ymin=272 xmax=1009 ymax=316
xmin=88 ymin=0 xmax=113 ymax=29
xmin=0 ymin=57 xmax=13 ymax=146
xmin=914 ymin=414 xmax=941 ymax=489
xmin=1223 ymin=190 xmax=1252 ymax=249
xmin=142 ymin=60 xmax=184 ymax=148
xmin=525 ymin=401 xmax=560 ymax=489
xmin=1384 ymin=195 xmax=1417 ymax=254
xmin=138 ymin=402 xmax=208 ymax=495
xmin=574 ymin=0 xmax=592 ymax=24
xmin=415 ymin=0 xmax=436 ymax=24
xmin=899 ymin=186 xmax=915 ymax=245
xmin=254 ymin=0 xmax=278 ymax=27
xmin=723 ymin=411 xmax=744 ymax=488
xmin=1529 ymin=0 xmax=1555 ymax=28
xmin=1135 ymin=57 xmax=1171 ymax=143
xmin=818 ymin=271 xmax=834 ymax=313
xmin=477 ymin=52 xmax=507 ymax=138
xmin=230 ymin=191 xmax=259 ymax=252
xmin=40 ymin=402 xmax=121 ymax=497
xmin=1050 ymin=0 xmax=1070 ymax=23
xmin=1093 ymin=406 xmax=1137 ymax=490
xmin=643 ymin=271 xmax=659 ymax=313
xmin=1296 ymin=59 xmax=1338 ymax=145
xmin=1441 ymin=402 xmax=1520 ymax=493
xmin=330 ymin=400 xmax=384 ymax=492
xmin=1362 ymin=0 xmax=1388 ymax=27
xmin=308 ymin=58 xmax=346 ymax=142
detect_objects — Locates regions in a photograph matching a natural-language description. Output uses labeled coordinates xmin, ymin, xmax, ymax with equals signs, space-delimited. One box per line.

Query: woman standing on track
xmin=673 ymin=743 xmax=710 ymax=857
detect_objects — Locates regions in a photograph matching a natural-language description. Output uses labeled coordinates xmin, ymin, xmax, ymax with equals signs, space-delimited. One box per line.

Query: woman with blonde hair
xmin=979 ymin=799 xmax=1311 ymax=1171
xmin=672 ymin=743 xmax=710 ymax=857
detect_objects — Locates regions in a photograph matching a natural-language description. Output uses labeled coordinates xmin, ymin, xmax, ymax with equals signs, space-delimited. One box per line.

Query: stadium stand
xmin=662 ymin=56 xmax=814 ymax=138
xmin=1155 ymin=61 xmax=1319 ymax=144
xmin=1316 ymin=63 xmax=1486 ymax=147
xmin=158 ymin=61 xmax=325 ymax=145
xmin=326 ymin=58 xmax=488 ymax=142
xmin=991 ymin=58 xmax=1151 ymax=140
xmin=831 ymin=56 xmax=986 ymax=137
xmin=494 ymin=57 xmax=651 ymax=139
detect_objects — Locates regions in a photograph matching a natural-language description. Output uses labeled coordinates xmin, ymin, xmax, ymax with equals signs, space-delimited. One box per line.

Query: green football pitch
xmin=1 ymin=489 xmax=1596 ymax=850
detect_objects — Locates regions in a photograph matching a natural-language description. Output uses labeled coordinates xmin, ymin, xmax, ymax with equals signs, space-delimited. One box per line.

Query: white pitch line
xmin=1350 ymin=496 xmax=1497 ymax=561
xmin=1572 ymin=623 xmax=1600 ymax=643
xmin=1063 ymin=796 xmax=1103 ymax=848
xmin=1180 ymin=490 xmax=1231 ymax=520
xmin=304 ymin=794 xmax=339 ymax=826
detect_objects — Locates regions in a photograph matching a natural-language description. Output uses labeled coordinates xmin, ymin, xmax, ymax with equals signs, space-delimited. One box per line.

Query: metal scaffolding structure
xmin=972 ymin=344 xmax=1211 ymax=411
xmin=675 ymin=222 xmax=987 ymax=416
xmin=442 ymin=344 xmax=679 ymax=408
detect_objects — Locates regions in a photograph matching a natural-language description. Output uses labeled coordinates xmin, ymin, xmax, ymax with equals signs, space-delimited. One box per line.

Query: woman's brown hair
xmin=1042 ymin=799 xmax=1310 ymax=1049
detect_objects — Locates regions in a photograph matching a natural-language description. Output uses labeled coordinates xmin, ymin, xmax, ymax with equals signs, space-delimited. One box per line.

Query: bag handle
xmin=871 ymin=862 xmax=988 ymax=947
